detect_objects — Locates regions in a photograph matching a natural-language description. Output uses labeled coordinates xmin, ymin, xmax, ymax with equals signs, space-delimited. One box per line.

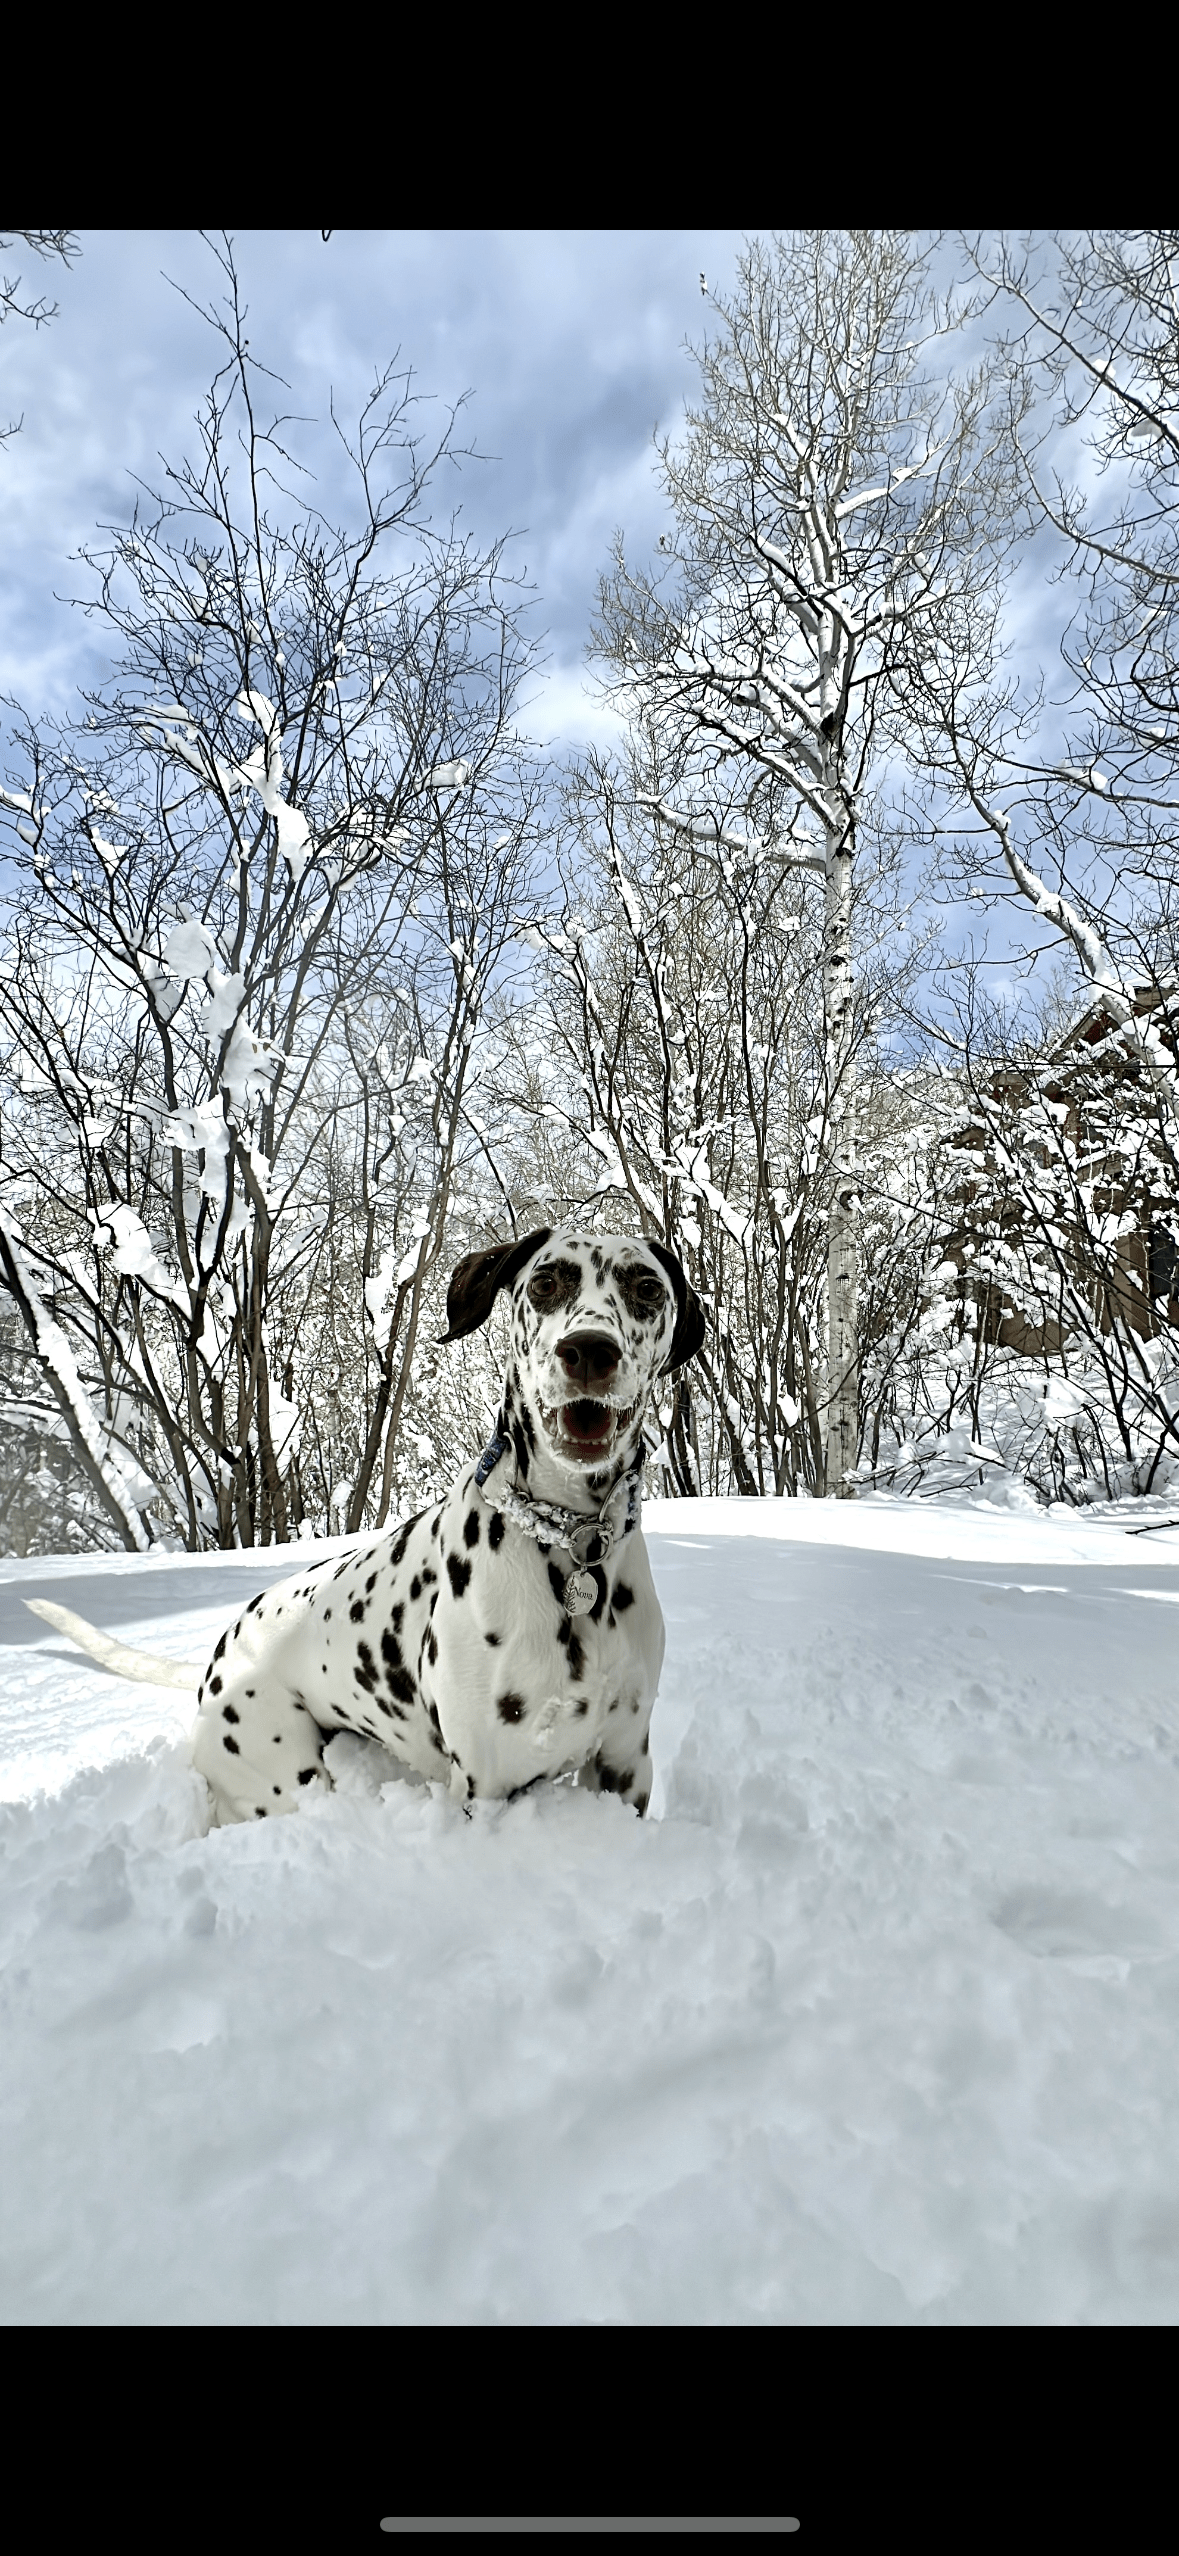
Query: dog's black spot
xmin=323 ymin=1607 xmax=331 ymax=1621
xmin=389 ymin=1511 xmax=425 ymax=1568
xmin=297 ymin=1768 xmax=318 ymax=1787
xmin=615 ymin=1259 xmax=667 ymax=1326
xmin=463 ymin=1509 xmax=480 ymax=1548
xmin=529 ymin=1254 xmax=581 ymax=1311
xmin=576 ymin=1697 xmax=589 ymax=1716
xmin=428 ymin=1591 xmax=438 ymax=1615
xmin=273 ymin=1785 xmax=281 ymax=1796
xmin=447 ymin=1553 xmax=472 ymax=1599
xmin=233 ymin=1620 xmax=242 ymax=1641
xmin=426 ymin=1630 xmax=438 ymax=1665
xmin=558 ymin=1620 xmax=570 ymax=1648
xmin=519 ymin=1401 xmax=537 ymax=1451
xmin=419 ymin=1569 xmax=435 ymax=1590
xmin=432 ymin=1734 xmax=448 ymax=1755
xmin=391 ymin=1601 xmax=405 ymax=1631
xmin=488 ymin=1512 xmax=505 ymax=1550
xmin=609 ymin=1697 xmax=619 ymax=1712
xmin=350 ymin=1600 xmax=365 ymax=1623
xmin=247 ymin=1594 xmax=263 ymax=1615
xmin=197 ymin=1686 xmax=203 ymax=1704
xmin=255 ymin=1807 xmax=267 ymax=1818
xmin=223 ymin=1734 xmax=240 ymax=1754
xmin=410 ymin=1575 xmax=422 ymax=1601
xmin=388 ymin=1665 xmax=416 ymax=1704
xmin=430 ymin=1513 xmax=440 ymax=1540
xmin=640 ymin=1731 xmax=650 ymax=1755
xmin=567 ymin=1629 xmax=585 ymax=1680
xmin=222 ymin=1704 xmax=240 ymax=1724
xmin=497 ymin=1692 xmax=527 ymax=1724
xmin=614 ymin=1581 xmax=635 ymax=1611
xmin=209 ymin=1675 xmax=222 ymax=1696
xmin=537 ymin=1540 xmax=551 ymax=1558
xmin=634 ymin=1791 xmax=649 ymax=1817
xmin=381 ymin=1627 xmax=403 ymax=1668
xmin=212 ymin=1631 xmax=227 ymax=1663
xmin=365 ymin=1573 xmax=377 ymax=1595
xmin=598 ymin=1762 xmax=632 ymax=1794
xmin=547 ymin=1561 xmax=567 ymax=1606
xmin=273 ymin=1734 xmax=282 ymax=1745
xmin=511 ymin=1420 xmax=530 ymax=1478
xmin=484 ymin=1630 xmax=501 ymax=1646
xmin=506 ymin=1775 xmax=544 ymax=1804
xmin=245 ymin=1688 xmax=255 ymax=1698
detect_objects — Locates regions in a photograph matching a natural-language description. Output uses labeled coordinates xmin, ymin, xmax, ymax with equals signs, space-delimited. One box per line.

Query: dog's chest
xmin=428 ymin=1495 xmax=663 ymax=1787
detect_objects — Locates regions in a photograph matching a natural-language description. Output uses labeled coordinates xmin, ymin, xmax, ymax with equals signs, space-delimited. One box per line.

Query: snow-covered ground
xmin=3 ymin=1492 xmax=1179 ymax=2325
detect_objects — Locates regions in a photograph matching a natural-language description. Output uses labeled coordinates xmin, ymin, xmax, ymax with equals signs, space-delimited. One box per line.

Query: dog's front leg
xmin=577 ymin=1724 xmax=652 ymax=1818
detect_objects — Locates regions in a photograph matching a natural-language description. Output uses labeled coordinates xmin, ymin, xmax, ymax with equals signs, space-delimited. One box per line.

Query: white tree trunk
xmin=823 ymin=828 xmax=859 ymax=1497
xmin=0 ymin=1208 xmax=151 ymax=1551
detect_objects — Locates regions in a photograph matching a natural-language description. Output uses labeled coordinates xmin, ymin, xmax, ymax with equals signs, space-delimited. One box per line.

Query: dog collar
xmin=473 ymin=1428 xmax=645 ymax=1617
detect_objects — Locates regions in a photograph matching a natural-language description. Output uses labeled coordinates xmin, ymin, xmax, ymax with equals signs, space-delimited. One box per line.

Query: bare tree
xmin=0 ymin=239 xmax=541 ymax=1548
xmin=595 ymin=231 xmax=1012 ymax=1492
xmin=492 ymin=737 xmax=927 ymax=1497
xmin=1 ymin=229 xmax=79 ymax=443
xmin=899 ymin=238 xmax=1179 ymax=1475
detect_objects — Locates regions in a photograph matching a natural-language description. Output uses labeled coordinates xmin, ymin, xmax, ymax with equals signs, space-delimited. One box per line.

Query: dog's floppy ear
xmin=644 ymin=1239 xmax=708 ymax=1374
xmin=437 ymin=1228 xmax=553 ymax=1344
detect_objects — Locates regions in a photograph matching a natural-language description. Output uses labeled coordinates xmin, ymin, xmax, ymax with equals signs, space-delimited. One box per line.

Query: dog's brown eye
xmin=636 ymin=1277 xmax=664 ymax=1302
xmin=529 ymin=1272 xmax=557 ymax=1299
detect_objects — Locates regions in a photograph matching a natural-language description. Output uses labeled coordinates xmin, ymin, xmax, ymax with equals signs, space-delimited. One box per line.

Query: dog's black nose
xmin=555 ymin=1331 xmax=621 ymax=1387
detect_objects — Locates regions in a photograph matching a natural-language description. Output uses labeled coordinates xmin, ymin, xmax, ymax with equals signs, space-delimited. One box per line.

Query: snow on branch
xmin=0 ymin=1203 xmax=152 ymax=1550
xmin=636 ymin=794 xmax=825 ymax=872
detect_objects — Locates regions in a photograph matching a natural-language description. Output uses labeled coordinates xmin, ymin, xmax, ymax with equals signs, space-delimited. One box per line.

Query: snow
xmin=3 ymin=1493 xmax=1179 ymax=2325
xmin=161 ymin=918 xmax=218 ymax=980
xmin=0 ymin=1208 xmax=151 ymax=1551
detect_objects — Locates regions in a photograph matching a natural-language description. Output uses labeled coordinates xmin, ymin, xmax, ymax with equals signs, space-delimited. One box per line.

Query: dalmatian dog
xmin=187 ymin=1227 xmax=706 ymax=1825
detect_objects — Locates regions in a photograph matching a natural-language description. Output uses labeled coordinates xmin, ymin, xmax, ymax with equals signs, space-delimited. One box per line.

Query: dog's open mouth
xmin=541 ymin=1396 xmax=636 ymax=1456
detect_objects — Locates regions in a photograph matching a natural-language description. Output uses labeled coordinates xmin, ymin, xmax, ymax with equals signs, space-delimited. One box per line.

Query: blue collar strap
xmin=474 ymin=1426 xmax=512 ymax=1489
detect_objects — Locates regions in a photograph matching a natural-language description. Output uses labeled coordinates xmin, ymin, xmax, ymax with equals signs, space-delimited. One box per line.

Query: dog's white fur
xmin=179 ymin=1226 xmax=704 ymax=1825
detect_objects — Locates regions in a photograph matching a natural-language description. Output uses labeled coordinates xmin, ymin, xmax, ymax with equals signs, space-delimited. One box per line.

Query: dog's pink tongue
xmin=565 ymin=1398 xmax=611 ymax=1445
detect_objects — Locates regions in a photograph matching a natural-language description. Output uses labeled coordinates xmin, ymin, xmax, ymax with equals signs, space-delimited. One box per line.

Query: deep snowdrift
xmin=2 ymin=1494 xmax=1179 ymax=2324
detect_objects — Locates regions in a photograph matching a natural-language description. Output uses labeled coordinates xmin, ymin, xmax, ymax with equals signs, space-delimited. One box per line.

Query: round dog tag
xmin=564 ymin=1568 xmax=598 ymax=1616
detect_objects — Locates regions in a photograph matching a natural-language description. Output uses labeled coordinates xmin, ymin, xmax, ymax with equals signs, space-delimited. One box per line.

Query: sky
xmin=0 ymin=229 xmax=1100 ymax=1011
xmin=0 ymin=229 xmax=755 ymax=751
xmin=0 ymin=231 xmax=1083 ymax=740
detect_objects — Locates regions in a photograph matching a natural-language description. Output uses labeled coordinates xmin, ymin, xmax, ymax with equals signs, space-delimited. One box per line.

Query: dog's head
xmin=440 ymin=1226 xmax=706 ymax=1487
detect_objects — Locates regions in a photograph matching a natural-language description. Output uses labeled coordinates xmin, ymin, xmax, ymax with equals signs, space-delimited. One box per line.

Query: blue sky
xmin=0 ymin=230 xmax=1081 ymax=744
xmin=0 ymin=230 xmax=753 ymax=749
xmin=1 ymin=229 xmax=1104 ymax=1010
